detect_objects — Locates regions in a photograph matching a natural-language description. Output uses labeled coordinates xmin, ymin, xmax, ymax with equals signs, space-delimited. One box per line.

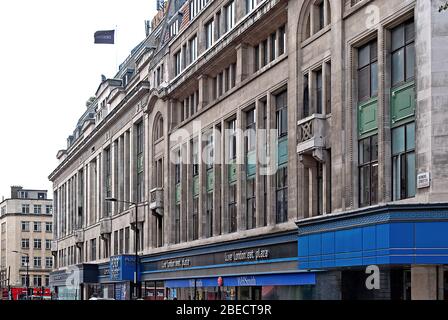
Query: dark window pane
xmin=392 ymin=25 xmax=405 ymax=52
xmin=359 ymin=139 xmax=370 ymax=164
xmin=406 ymin=122 xmax=415 ymax=151
xmin=406 ymin=44 xmax=415 ymax=81
xmin=371 ymin=62 xmax=378 ymax=97
xmin=371 ymin=134 xmax=379 ymax=161
xmin=392 ymin=49 xmax=405 ymax=86
xmin=407 ymin=152 xmax=416 ymax=198
xmin=392 ymin=126 xmax=405 ymax=155
xmin=370 ymin=41 xmax=378 ymax=61
xmin=358 ymin=66 xmax=370 ymax=101
xmin=392 ymin=155 xmax=401 ymax=200
xmin=358 ymin=45 xmax=370 ymax=68
xmin=359 ymin=166 xmax=371 ymax=207
xmin=371 ymin=163 xmax=378 ymax=204
xmin=405 ymin=21 xmax=415 ymax=43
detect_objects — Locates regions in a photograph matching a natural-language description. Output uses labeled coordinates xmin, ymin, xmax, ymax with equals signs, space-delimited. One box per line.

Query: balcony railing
xmin=297 ymin=114 xmax=327 ymax=161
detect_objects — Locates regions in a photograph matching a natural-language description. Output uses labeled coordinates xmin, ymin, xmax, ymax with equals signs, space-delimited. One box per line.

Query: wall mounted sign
xmin=146 ymin=242 xmax=296 ymax=273
xmin=417 ymin=172 xmax=430 ymax=189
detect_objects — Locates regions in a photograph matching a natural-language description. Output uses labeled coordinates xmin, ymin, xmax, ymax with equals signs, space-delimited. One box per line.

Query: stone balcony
xmin=51 ymin=240 xmax=58 ymax=253
xmin=297 ymin=114 xmax=327 ymax=162
xmin=100 ymin=217 xmax=112 ymax=235
xmin=129 ymin=205 xmax=146 ymax=225
xmin=150 ymin=188 xmax=164 ymax=217
xmin=74 ymin=229 xmax=84 ymax=244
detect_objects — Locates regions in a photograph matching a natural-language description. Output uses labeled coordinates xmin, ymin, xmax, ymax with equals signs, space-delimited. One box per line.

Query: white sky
xmin=0 ymin=0 xmax=156 ymax=200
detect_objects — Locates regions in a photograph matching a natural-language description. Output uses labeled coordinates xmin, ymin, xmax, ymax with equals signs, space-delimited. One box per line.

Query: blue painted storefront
xmin=297 ymin=204 xmax=448 ymax=270
xmin=164 ymin=273 xmax=316 ymax=289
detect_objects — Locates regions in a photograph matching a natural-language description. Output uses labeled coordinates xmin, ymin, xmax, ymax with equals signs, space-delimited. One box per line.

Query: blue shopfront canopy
xmin=164 ymin=273 xmax=316 ymax=288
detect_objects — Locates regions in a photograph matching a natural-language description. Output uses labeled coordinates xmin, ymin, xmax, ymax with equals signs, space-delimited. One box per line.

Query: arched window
xmin=302 ymin=0 xmax=331 ymax=41
xmin=153 ymin=114 xmax=164 ymax=141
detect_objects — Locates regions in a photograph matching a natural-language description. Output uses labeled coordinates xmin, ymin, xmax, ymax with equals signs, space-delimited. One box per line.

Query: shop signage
xmin=224 ymin=248 xmax=270 ymax=263
xmin=161 ymin=258 xmax=191 ymax=269
xmin=149 ymin=242 xmax=296 ymax=273
xmin=237 ymin=276 xmax=257 ymax=286
xmin=109 ymin=255 xmax=138 ymax=282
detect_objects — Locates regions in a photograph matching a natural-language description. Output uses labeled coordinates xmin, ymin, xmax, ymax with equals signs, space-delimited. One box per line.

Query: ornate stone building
xmin=49 ymin=0 xmax=448 ymax=300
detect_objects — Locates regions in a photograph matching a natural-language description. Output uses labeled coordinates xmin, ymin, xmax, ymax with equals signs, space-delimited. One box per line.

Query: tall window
xmin=189 ymin=35 xmax=198 ymax=64
xmin=315 ymin=70 xmax=323 ymax=114
xmin=278 ymin=25 xmax=286 ymax=56
xmin=154 ymin=115 xmax=164 ymax=141
xmin=276 ymin=167 xmax=288 ymax=223
xmin=136 ymin=122 xmax=144 ymax=203
xmin=174 ymin=149 xmax=181 ymax=244
xmin=228 ymin=184 xmax=237 ymax=233
xmin=391 ymin=20 xmax=416 ymax=201
xmin=228 ymin=119 xmax=237 ymax=233
xmin=174 ymin=51 xmax=181 ymax=76
xmin=276 ymin=91 xmax=288 ymax=223
xmin=246 ymin=0 xmax=255 ymax=13
xmin=246 ymin=108 xmax=256 ymax=230
xmin=205 ymin=19 xmax=214 ymax=49
xmin=228 ymin=119 xmax=237 ymax=161
xmin=192 ymin=197 xmax=199 ymax=240
xmin=262 ymin=39 xmax=268 ymax=67
xmin=276 ymin=91 xmax=288 ymax=137
xmin=90 ymin=238 xmax=96 ymax=261
xmin=358 ymin=40 xmax=378 ymax=103
xmin=225 ymin=1 xmax=235 ymax=32
xmin=192 ymin=139 xmax=199 ymax=241
xmin=246 ymin=178 xmax=256 ymax=230
xmin=359 ymin=135 xmax=379 ymax=207
xmin=270 ymin=32 xmax=276 ymax=62
xmin=317 ymin=1 xmax=325 ymax=31
xmin=392 ymin=122 xmax=416 ymax=200
xmin=205 ymin=133 xmax=214 ymax=238
xmin=114 ymin=230 xmax=118 ymax=256
xmin=105 ymin=147 xmax=112 ymax=216
xmin=206 ymin=191 xmax=213 ymax=238
xmin=125 ymin=227 xmax=130 ymax=253
xmin=303 ymin=74 xmax=310 ymax=117
xmin=391 ymin=19 xmax=415 ymax=87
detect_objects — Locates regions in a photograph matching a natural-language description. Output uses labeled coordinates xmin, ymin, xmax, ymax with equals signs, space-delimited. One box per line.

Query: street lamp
xmin=105 ymin=197 xmax=141 ymax=300
xmin=12 ymin=250 xmax=29 ymax=300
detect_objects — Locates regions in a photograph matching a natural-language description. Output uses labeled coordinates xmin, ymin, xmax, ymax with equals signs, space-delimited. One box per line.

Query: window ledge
xmin=301 ymin=25 xmax=331 ymax=48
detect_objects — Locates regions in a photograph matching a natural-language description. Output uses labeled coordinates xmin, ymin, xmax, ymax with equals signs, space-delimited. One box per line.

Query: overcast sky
xmin=0 ymin=0 xmax=156 ymax=199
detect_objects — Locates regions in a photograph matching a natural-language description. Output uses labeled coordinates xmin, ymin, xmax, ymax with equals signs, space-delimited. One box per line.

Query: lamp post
xmin=106 ymin=197 xmax=141 ymax=300
xmin=12 ymin=250 xmax=29 ymax=300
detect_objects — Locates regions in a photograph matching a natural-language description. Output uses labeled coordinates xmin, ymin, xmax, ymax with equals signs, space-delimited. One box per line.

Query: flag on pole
xmin=94 ymin=30 xmax=115 ymax=44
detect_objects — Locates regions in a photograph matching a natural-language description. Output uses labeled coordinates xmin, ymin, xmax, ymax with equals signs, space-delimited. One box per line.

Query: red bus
xmin=1 ymin=287 xmax=51 ymax=300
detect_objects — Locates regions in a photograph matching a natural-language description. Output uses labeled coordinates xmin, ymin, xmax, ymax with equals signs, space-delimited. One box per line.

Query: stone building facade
xmin=0 ymin=187 xmax=53 ymax=298
xmin=49 ymin=0 xmax=448 ymax=300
